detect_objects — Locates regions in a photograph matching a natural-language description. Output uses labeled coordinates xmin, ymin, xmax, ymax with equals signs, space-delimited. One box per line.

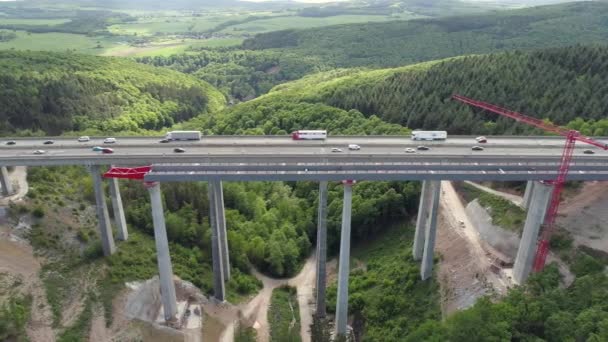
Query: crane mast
xmin=452 ymin=95 xmax=608 ymax=272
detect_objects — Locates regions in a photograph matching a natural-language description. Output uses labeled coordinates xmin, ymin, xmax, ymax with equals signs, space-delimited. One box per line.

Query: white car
xmin=331 ymin=148 xmax=343 ymax=153
xmin=33 ymin=150 xmax=46 ymax=155
xmin=103 ymin=137 xmax=116 ymax=144
xmin=348 ymin=144 xmax=361 ymax=150
xmin=476 ymin=136 xmax=487 ymax=143
xmin=405 ymin=148 xmax=416 ymax=153
xmin=78 ymin=136 xmax=90 ymax=142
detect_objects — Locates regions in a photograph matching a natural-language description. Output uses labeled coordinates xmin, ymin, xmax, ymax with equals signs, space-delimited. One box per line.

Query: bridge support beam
xmin=91 ymin=165 xmax=116 ymax=256
xmin=522 ymin=181 xmax=535 ymax=209
xmin=0 ymin=167 xmax=13 ymax=196
xmin=513 ymin=181 xmax=553 ymax=284
xmin=147 ymin=182 xmax=178 ymax=321
xmin=315 ymin=181 xmax=328 ymax=318
xmin=208 ymin=181 xmax=226 ymax=302
xmin=335 ymin=181 xmax=353 ymax=337
xmin=109 ymin=177 xmax=128 ymax=241
xmin=413 ymin=180 xmax=432 ymax=260
xmin=420 ymin=180 xmax=441 ymax=280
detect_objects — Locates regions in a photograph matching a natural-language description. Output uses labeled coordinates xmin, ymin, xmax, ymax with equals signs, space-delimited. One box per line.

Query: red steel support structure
xmin=452 ymin=94 xmax=608 ymax=272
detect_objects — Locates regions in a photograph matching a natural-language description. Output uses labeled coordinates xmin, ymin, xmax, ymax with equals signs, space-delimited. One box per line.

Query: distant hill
xmin=214 ymin=45 xmax=608 ymax=136
xmin=0 ymin=51 xmax=225 ymax=135
xmin=243 ymin=1 xmax=608 ymax=68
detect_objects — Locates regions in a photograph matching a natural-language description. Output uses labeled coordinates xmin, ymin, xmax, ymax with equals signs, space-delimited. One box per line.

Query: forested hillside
xmin=242 ymin=45 xmax=608 ymax=135
xmin=0 ymin=51 xmax=225 ymax=135
xmin=243 ymin=2 xmax=608 ymax=68
xmin=138 ymin=2 xmax=608 ymax=102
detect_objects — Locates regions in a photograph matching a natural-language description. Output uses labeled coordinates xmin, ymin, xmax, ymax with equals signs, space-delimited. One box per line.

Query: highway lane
xmin=1 ymin=135 xmax=608 ymax=149
xmin=1 ymin=145 xmax=608 ymax=158
xmin=0 ymin=143 xmax=607 ymax=168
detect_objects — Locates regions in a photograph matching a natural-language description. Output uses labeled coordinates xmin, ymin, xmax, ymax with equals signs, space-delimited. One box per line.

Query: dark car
xmin=101 ymin=148 xmax=114 ymax=154
xmin=472 ymin=146 xmax=484 ymax=151
xmin=43 ymin=140 xmax=54 ymax=145
xmin=583 ymin=149 xmax=595 ymax=154
xmin=174 ymin=148 xmax=185 ymax=153
xmin=417 ymin=145 xmax=430 ymax=151
xmin=5 ymin=141 xmax=16 ymax=145
xmin=159 ymin=139 xmax=170 ymax=143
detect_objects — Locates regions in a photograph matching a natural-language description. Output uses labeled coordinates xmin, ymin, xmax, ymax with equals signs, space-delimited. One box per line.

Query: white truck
xmin=165 ymin=131 xmax=202 ymax=141
xmin=411 ymin=130 xmax=447 ymax=141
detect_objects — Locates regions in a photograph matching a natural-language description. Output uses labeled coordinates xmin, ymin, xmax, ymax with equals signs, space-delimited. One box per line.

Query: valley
xmin=2 ymin=0 xmax=608 ymax=341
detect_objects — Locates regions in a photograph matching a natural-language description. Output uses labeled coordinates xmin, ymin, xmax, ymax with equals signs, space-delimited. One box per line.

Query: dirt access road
xmin=221 ymin=253 xmax=318 ymax=342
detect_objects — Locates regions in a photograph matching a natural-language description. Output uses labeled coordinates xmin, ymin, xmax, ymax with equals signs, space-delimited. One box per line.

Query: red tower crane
xmin=452 ymin=94 xmax=608 ymax=272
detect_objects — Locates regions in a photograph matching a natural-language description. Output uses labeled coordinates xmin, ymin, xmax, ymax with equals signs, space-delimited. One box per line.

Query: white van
xmin=348 ymin=144 xmax=361 ymax=150
xmin=78 ymin=136 xmax=90 ymax=142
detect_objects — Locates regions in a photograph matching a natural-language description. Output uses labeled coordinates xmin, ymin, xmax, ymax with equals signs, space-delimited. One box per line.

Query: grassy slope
xmin=243 ymin=2 xmax=608 ymax=68
xmin=268 ymin=286 xmax=301 ymax=342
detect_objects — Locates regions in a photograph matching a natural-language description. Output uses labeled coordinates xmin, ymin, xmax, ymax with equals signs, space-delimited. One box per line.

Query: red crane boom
xmin=452 ymin=94 xmax=608 ymax=272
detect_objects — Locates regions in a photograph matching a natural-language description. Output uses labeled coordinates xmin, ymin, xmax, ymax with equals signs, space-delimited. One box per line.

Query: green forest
xmin=230 ymin=45 xmax=608 ymax=135
xmin=0 ymin=51 xmax=224 ymax=135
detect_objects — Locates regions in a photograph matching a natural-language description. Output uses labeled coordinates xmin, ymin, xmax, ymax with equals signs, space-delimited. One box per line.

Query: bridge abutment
xmin=109 ymin=177 xmax=128 ymax=241
xmin=335 ymin=181 xmax=353 ymax=337
xmin=91 ymin=165 xmax=116 ymax=256
xmin=208 ymin=181 xmax=226 ymax=302
xmin=315 ymin=181 xmax=328 ymax=318
xmin=0 ymin=166 xmax=13 ymax=196
xmin=513 ymin=181 xmax=553 ymax=283
xmin=147 ymin=182 xmax=178 ymax=321
xmin=420 ymin=180 xmax=441 ymax=280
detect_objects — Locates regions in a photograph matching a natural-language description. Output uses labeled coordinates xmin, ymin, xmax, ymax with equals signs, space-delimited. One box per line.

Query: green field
xmin=102 ymin=37 xmax=243 ymax=57
xmin=0 ymin=31 xmax=120 ymax=53
xmin=0 ymin=18 xmax=72 ymax=26
xmin=108 ymin=13 xmax=256 ymax=36
xmin=221 ymin=14 xmax=403 ymax=33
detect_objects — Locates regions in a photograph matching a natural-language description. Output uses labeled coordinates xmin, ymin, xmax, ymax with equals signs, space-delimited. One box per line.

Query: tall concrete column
xmin=513 ymin=181 xmax=553 ymax=284
xmin=315 ymin=181 xmax=328 ymax=318
xmin=420 ymin=181 xmax=441 ymax=280
xmin=208 ymin=181 xmax=226 ymax=302
xmin=522 ymin=181 xmax=535 ymax=210
xmin=0 ymin=166 xmax=13 ymax=196
xmin=335 ymin=182 xmax=353 ymax=337
xmin=147 ymin=182 xmax=178 ymax=321
xmin=213 ymin=180 xmax=230 ymax=281
xmin=109 ymin=177 xmax=128 ymax=241
xmin=90 ymin=165 xmax=116 ymax=256
xmin=413 ymin=181 xmax=432 ymax=260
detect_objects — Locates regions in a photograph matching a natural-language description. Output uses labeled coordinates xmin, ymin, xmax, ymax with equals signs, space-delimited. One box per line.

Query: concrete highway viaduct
xmin=1 ymin=135 xmax=608 ymax=336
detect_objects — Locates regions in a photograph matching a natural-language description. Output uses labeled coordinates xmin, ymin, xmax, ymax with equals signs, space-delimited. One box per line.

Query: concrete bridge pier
xmin=208 ymin=181 xmax=226 ymax=302
xmin=413 ymin=180 xmax=432 ymax=260
xmin=147 ymin=182 xmax=178 ymax=321
xmin=109 ymin=177 xmax=128 ymax=241
xmin=315 ymin=181 xmax=328 ymax=318
xmin=212 ymin=180 xmax=231 ymax=281
xmin=420 ymin=180 xmax=441 ymax=281
xmin=90 ymin=165 xmax=116 ymax=256
xmin=522 ymin=181 xmax=535 ymax=209
xmin=335 ymin=181 xmax=353 ymax=337
xmin=0 ymin=166 xmax=13 ymax=196
xmin=513 ymin=181 xmax=553 ymax=283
